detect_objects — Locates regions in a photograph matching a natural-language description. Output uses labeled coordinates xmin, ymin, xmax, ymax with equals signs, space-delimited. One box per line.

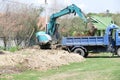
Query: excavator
xmin=36 ymin=4 xmax=87 ymax=49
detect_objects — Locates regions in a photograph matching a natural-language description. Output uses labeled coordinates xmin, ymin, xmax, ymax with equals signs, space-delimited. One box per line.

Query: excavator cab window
xmin=52 ymin=23 xmax=60 ymax=44
xmin=55 ymin=23 xmax=60 ymax=28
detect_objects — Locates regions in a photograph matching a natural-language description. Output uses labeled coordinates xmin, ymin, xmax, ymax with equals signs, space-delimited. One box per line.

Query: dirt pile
xmin=0 ymin=49 xmax=85 ymax=73
xmin=19 ymin=49 xmax=85 ymax=70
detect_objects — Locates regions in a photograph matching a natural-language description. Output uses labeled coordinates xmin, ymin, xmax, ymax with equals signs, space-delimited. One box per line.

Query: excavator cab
xmin=47 ymin=23 xmax=60 ymax=44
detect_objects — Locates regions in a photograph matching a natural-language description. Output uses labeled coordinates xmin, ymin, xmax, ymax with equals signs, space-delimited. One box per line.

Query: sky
xmin=11 ymin=0 xmax=120 ymax=13
xmin=0 ymin=0 xmax=120 ymax=13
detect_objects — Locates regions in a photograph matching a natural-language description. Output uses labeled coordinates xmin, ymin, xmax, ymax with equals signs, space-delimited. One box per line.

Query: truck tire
xmin=74 ymin=48 xmax=88 ymax=57
xmin=117 ymin=48 xmax=120 ymax=56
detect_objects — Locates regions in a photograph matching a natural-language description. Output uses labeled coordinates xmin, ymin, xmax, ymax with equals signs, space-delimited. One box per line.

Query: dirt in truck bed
xmin=0 ymin=46 xmax=85 ymax=74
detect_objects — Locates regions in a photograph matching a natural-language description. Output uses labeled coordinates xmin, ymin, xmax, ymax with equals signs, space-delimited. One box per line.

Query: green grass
xmin=0 ymin=46 xmax=19 ymax=52
xmin=1 ymin=53 xmax=120 ymax=80
xmin=7 ymin=46 xmax=19 ymax=52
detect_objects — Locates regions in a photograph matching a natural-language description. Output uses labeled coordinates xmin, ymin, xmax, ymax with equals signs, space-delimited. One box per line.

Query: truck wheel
xmin=74 ymin=48 xmax=88 ymax=57
xmin=117 ymin=48 xmax=120 ymax=56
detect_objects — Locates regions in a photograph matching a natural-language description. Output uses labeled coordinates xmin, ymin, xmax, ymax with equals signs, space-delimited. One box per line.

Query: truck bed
xmin=61 ymin=36 xmax=106 ymax=46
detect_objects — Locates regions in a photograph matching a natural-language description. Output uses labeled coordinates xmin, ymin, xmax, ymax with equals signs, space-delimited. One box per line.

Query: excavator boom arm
xmin=47 ymin=4 xmax=87 ymax=36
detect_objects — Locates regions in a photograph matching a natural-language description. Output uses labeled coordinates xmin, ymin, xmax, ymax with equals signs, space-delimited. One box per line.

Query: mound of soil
xmin=0 ymin=49 xmax=85 ymax=74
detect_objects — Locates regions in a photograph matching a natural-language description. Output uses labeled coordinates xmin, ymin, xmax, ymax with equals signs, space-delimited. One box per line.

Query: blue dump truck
xmin=61 ymin=24 xmax=120 ymax=57
xmin=36 ymin=4 xmax=120 ymax=57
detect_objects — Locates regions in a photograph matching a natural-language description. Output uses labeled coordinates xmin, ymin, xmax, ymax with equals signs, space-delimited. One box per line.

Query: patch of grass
xmin=1 ymin=53 xmax=120 ymax=80
xmin=0 ymin=46 xmax=19 ymax=52
xmin=7 ymin=46 xmax=19 ymax=52
xmin=0 ymin=46 xmax=4 ymax=50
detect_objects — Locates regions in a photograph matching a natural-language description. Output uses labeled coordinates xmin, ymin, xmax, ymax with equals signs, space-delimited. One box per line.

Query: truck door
xmin=115 ymin=30 xmax=120 ymax=46
xmin=116 ymin=30 xmax=120 ymax=56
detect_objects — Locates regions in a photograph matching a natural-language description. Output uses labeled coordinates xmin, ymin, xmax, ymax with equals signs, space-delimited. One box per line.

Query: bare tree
xmin=0 ymin=2 xmax=43 ymax=49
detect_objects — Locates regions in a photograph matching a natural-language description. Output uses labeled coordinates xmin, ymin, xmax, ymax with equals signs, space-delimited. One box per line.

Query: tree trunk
xmin=3 ymin=37 xmax=7 ymax=50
